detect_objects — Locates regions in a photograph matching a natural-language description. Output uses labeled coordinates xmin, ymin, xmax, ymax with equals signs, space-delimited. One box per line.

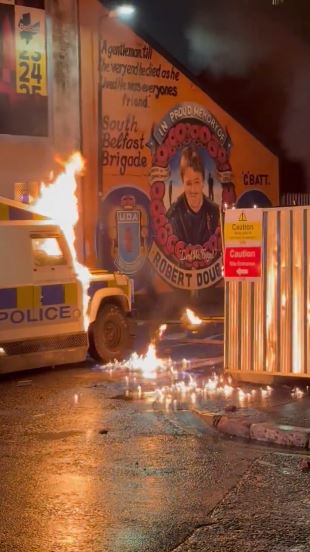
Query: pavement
xmin=173 ymin=453 xmax=310 ymax=552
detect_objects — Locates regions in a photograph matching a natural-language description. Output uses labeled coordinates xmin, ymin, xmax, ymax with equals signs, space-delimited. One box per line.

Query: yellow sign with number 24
xmin=15 ymin=5 xmax=47 ymax=96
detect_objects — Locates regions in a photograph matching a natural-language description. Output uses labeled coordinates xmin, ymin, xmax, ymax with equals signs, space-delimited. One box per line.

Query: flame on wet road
xmin=100 ymin=344 xmax=309 ymax=412
xmin=99 ymin=325 xmax=307 ymax=411
xmin=126 ymin=343 xmax=163 ymax=380
xmin=291 ymin=387 xmax=304 ymax=399
xmin=184 ymin=308 xmax=203 ymax=326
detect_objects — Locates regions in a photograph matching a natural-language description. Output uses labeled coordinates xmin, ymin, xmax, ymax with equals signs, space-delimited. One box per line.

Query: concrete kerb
xmin=193 ymin=410 xmax=310 ymax=449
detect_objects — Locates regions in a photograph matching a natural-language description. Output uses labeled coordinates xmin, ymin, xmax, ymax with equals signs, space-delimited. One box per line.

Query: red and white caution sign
xmin=224 ymin=208 xmax=262 ymax=280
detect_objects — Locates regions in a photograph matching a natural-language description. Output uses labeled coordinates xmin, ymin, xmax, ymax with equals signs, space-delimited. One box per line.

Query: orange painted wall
xmin=79 ymin=0 xmax=278 ymax=299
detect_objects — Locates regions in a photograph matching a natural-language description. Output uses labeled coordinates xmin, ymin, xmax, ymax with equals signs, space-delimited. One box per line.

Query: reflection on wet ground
xmin=0 ymin=364 xmax=259 ymax=552
xmin=98 ymin=319 xmax=310 ymax=429
xmin=0 ymin=320 xmax=309 ymax=551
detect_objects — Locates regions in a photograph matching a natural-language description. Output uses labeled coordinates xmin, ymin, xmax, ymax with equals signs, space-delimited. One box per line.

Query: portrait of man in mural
xmin=148 ymin=108 xmax=230 ymax=289
xmin=167 ymin=145 xmax=220 ymax=245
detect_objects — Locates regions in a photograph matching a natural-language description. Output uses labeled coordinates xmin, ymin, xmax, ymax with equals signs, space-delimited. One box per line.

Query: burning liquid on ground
xmin=99 ymin=341 xmax=307 ymax=412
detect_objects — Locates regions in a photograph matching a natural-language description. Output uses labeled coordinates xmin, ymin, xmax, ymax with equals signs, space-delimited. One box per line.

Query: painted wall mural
xmin=92 ymin=9 xmax=278 ymax=299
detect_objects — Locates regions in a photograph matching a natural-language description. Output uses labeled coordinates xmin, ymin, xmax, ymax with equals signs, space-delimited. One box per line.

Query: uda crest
xmin=108 ymin=195 xmax=149 ymax=274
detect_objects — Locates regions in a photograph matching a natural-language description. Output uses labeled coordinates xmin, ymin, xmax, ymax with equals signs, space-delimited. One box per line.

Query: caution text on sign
xmin=224 ymin=209 xmax=262 ymax=243
xmin=224 ymin=221 xmax=262 ymax=242
xmin=224 ymin=208 xmax=263 ymax=280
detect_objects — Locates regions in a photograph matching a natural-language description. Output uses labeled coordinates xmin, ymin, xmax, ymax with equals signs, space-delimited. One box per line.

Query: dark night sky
xmin=102 ymin=0 xmax=310 ymax=195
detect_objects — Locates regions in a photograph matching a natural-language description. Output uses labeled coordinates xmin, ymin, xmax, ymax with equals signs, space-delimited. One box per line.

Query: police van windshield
xmin=32 ymin=236 xmax=66 ymax=267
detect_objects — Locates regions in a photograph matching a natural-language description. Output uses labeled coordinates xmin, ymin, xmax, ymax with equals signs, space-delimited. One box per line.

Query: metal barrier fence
xmin=281 ymin=193 xmax=310 ymax=207
xmin=225 ymin=206 xmax=310 ymax=383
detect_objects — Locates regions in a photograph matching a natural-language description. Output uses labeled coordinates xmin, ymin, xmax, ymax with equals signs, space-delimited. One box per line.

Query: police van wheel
xmin=88 ymin=303 xmax=133 ymax=363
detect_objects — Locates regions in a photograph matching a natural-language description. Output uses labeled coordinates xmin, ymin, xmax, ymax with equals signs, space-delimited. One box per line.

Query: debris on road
xmin=299 ymin=458 xmax=310 ymax=472
xmin=224 ymin=404 xmax=237 ymax=412
xmin=16 ymin=380 xmax=32 ymax=387
xmin=217 ymin=415 xmax=252 ymax=439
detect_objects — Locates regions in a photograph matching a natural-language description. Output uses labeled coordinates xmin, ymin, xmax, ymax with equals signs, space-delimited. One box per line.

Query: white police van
xmin=0 ymin=196 xmax=134 ymax=374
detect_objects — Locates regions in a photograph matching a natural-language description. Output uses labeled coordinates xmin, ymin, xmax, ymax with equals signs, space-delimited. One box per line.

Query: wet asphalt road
xmin=0 ymin=362 xmax=261 ymax=552
xmin=0 ymin=323 xmax=309 ymax=552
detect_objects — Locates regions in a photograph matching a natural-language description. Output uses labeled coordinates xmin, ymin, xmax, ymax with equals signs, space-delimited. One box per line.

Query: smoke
xmin=281 ymin=53 xmax=310 ymax=179
xmin=186 ymin=1 xmax=310 ymax=183
xmin=187 ymin=28 xmax=260 ymax=77
xmin=186 ymin=9 xmax=272 ymax=76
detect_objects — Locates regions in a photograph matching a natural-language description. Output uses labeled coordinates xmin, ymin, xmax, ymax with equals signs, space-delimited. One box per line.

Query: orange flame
xmin=32 ymin=152 xmax=91 ymax=329
xmin=184 ymin=308 xmax=203 ymax=326
xmin=158 ymin=324 xmax=167 ymax=339
xmin=127 ymin=343 xmax=161 ymax=379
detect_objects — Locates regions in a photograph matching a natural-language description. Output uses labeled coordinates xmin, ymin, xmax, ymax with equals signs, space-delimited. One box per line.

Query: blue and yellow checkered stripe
xmin=0 ymin=283 xmax=78 ymax=309
xmin=87 ymin=279 xmax=130 ymax=298
xmin=0 ymin=202 xmax=47 ymax=221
